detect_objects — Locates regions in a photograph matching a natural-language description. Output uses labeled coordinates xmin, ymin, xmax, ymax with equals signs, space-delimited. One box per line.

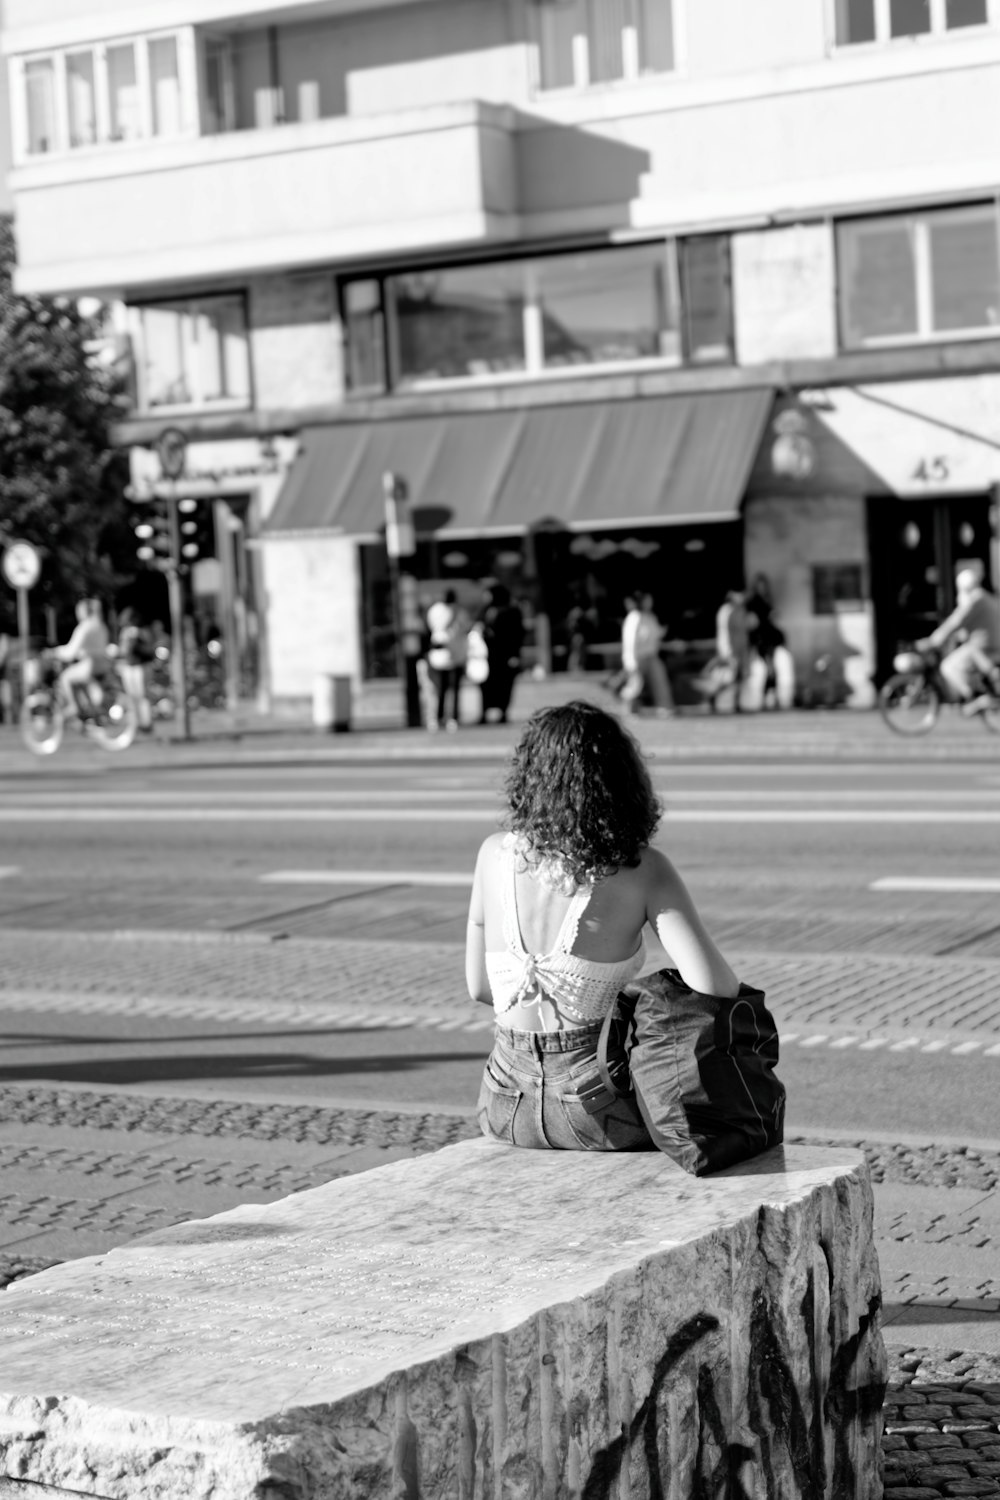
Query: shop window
xmin=25 ymin=58 xmax=56 ymax=155
xmin=537 ymin=243 xmax=680 ymax=367
xmin=133 ymin=295 xmax=251 ymax=412
xmin=388 ymin=264 xmax=526 ymax=386
xmin=679 ymin=235 xmax=733 ymax=363
xmin=838 ymin=205 xmax=1000 ymax=347
xmin=812 ymin=563 xmax=865 ymax=615
xmin=835 ymin=0 xmax=987 ymax=43
xmin=66 ymin=52 xmax=97 ymax=148
xmin=533 ymin=0 xmax=674 ymax=91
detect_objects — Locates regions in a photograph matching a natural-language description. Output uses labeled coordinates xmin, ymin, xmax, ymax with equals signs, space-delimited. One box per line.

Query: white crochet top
xmin=485 ymin=837 xmax=645 ymax=1027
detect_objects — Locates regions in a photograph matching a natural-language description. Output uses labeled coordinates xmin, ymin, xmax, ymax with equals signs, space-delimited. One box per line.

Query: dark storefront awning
xmin=265 ymin=388 xmax=773 ymax=538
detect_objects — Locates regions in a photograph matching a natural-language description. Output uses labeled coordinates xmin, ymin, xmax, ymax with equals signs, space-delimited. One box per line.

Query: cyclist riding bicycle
xmin=918 ymin=564 xmax=1000 ymax=716
xmin=52 ymin=598 xmax=111 ymax=719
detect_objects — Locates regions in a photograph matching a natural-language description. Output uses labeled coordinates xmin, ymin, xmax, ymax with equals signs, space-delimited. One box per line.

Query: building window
xmin=835 ymin=0 xmax=988 ymax=44
xmin=66 ymin=52 xmax=97 ymax=148
xmin=149 ymin=36 xmax=181 ymax=137
xmin=535 ymin=243 xmax=681 ymax=367
xmin=25 ymin=58 xmax=56 ymax=155
xmin=19 ymin=33 xmax=186 ymax=156
xmin=343 ymin=280 xmax=386 ymax=394
xmin=388 ymin=263 xmax=527 ymax=386
xmin=107 ymin=42 xmax=142 ymax=141
xmin=679 ymin=236 xmax=733 ymax=362
xmin=133 ymin=295 xmax=251 ymax=412
xmin=533 ymin=0 xmax=675 ymax=91
xmin=838 ymin=205 xmax=1000 ymax=347
xmin=343 ymin=236 xmax=731 ymax=394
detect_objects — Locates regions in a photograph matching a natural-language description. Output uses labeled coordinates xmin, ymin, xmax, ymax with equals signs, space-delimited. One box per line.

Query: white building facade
xmin=6 ymin=0 xmax=1000 ymax=708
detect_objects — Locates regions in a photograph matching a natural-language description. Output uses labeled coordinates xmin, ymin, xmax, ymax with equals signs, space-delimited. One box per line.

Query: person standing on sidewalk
xmin=425 ymin=589 xmax=469 ymax=732
xmin=621 ymin=592 xmax=674 ymax=718
xmin=478 ymin=583 xmax=524 ymax=725
xmin=713 ymin=590 xmax=751 ymax=714
xmin=116 ymin=608 xmax=154 ymax=734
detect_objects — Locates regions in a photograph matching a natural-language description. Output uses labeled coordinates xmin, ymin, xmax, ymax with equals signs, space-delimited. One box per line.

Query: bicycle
xmin=20 ymin=654 xmax=139 ymax=756
xmin=878 ymin=644 xmax=1000 ymax=736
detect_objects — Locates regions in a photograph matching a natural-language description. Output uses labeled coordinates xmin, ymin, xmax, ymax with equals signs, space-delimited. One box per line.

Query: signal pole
xmin=156 ymin=429 xmax=191 ymax=742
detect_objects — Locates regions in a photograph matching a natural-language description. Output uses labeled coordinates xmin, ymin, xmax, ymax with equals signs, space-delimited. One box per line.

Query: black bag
xmin=596 ymin=967 xmax=785 ymax=1176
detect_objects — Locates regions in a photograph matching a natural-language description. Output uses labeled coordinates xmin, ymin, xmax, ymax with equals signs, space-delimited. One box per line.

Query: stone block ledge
xmin=0 ymin=1139 xmax=886 ymax=1499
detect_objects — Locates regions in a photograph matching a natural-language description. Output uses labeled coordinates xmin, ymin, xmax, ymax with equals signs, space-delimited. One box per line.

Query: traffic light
xmin=128 ymin=498 xmax=172 ymax=571
xmin=177 ymin=499 xmax=215 ymax=567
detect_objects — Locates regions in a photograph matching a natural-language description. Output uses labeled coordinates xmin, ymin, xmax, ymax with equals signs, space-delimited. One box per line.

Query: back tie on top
xmin=485 ymin=835 xmax=645 ymax=1026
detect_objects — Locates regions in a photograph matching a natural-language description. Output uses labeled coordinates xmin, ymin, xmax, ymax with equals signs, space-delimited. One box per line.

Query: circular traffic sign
xmin=156 ymin=427 xmax=188 ymax=481
xmin=2 ymin=540 xmax=41 ymax=590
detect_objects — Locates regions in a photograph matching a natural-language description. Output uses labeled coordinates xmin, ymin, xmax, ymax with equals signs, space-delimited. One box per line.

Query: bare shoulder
xmin=636 ymin=845 xmax=690 ymax=899
xmin=475 ymin=830 xmax=508 ymax=877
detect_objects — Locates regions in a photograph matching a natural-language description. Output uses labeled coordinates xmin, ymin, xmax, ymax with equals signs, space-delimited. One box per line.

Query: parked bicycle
xmin=878 ymin=643 xmax=1000 ymax=736
xmin=20 ymin=652 xmax=139 ymax=756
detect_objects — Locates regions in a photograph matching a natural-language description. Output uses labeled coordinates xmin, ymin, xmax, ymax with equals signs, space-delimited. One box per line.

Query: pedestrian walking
xmin=425 ymin=588 xmax=469 ymax=731
xmin=466 ymin=701 xmax=782 ymax=1161
xmin=745 ymin=573 xmax=786 ymax=711
xmin=478 ymin=583 xmax=524 ymax=724
xmin=620 ymin=591 xmax=674 ymax=717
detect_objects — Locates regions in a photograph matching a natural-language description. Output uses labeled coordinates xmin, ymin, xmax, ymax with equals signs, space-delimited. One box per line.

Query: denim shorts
xmin=477 ymin=1021 xmax=652 ymax=1151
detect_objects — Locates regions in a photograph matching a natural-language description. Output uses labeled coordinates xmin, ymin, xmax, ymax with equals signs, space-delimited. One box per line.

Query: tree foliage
xmin=0 ymin=214 xmax=130 ymax=632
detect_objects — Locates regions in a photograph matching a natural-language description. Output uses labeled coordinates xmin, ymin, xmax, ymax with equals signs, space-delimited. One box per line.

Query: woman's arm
xmin=465 ymin=841 xmax=493 ymax=1006
xmin=644 ymin=848 xmax=740 ymax=998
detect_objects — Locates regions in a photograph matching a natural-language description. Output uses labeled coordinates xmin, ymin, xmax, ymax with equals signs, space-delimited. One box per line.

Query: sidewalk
xmin=3 ymin=674 xmax=1000 ymax=767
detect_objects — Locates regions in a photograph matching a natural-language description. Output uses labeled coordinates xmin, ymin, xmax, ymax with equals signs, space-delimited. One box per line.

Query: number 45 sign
xmin=2 ymin=540 xmax=41 ymax=591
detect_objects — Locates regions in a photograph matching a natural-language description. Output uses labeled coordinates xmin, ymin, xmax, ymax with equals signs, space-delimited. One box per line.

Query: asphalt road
xmin=0 ymin=746 xmax=998 ymax=1141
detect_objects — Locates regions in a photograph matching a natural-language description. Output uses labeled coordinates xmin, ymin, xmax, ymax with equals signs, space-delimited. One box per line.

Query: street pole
xmin=383 ymin=471 xmax=422 ymax=728
xmin=16 ymin=585 xmax=30 ymax=698
xmin=166 ymin=480 xmax=191 ymax=742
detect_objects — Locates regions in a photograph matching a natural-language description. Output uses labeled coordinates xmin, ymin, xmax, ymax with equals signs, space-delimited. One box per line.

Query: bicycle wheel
xmin=980 ymin=699 xmax=1000 ymax=735
xmin=20 ymin=691 xmax=64 ymax=755
xmin=88 ymin=689 xmax=138 ymax=751
xmin=878 ymin=673 xmax=941 ymax=736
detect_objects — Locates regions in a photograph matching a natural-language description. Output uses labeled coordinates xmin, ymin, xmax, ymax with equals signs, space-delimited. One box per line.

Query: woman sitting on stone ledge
xmin=466 ymin=700 xmax=742 ymax=1152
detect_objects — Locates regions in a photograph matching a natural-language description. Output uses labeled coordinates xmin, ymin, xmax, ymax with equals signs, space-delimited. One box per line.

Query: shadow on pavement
xmin=0 ymin=1049 xmax=477 ymax=1086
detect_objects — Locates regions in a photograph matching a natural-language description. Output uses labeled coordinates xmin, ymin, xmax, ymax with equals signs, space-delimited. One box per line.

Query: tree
xmin=0 ymin=214 xmax=131 ymax=636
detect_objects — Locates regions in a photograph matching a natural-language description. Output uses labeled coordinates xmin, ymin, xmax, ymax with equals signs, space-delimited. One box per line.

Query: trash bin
xmin=312 ymin=673 xmax=351 ymax=733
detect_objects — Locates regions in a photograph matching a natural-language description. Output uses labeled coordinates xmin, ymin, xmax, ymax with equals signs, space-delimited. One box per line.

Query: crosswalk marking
xmin=260 ymin=869 xmax=472 ymax=887
xmin=871 ymin=876 xmax=1000 ymax=893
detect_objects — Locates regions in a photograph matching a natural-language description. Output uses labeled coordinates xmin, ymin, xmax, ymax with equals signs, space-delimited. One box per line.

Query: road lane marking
xmin=4 ymin=808 xmax=1000 ymax=824
xmin=0 ymin=867 xmax=19 ymax=878
xmin=828 ymin=1036 xmax=859 ymax=1048
xmin=889 ymin=1038 xmax=922 ymax=1051
xmin=871 ymin=877 xmax=1000 ymax=893
xmin=260 ymin=869 xmax=473 ymax=887
xmin=984 ymin=1043 xmax=1000 ymax=1056
xmin=920 ymin=1040 xmax=951 ymax=1053
xmin=858 ymin=1038 xmax=890 ymax=1050
xmin=3 ymin=788 xmax=998 ymax=805
xmin=951 ymin=1041 xmax=984 ymax=1055
xmin=799 ymin=1035 xmax=829 ymax=1047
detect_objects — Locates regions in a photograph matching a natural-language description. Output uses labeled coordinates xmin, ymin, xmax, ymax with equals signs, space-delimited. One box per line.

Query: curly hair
xmin=503 ymin=701 xmax=662 ymax=886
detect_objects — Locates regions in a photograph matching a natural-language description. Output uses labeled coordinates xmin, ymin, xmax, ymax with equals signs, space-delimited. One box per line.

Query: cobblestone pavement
xmin=1 ymin=928 xmax=998 ymax=1050
xmin=2 ymin=1079 xmax=1000 ymax=1496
